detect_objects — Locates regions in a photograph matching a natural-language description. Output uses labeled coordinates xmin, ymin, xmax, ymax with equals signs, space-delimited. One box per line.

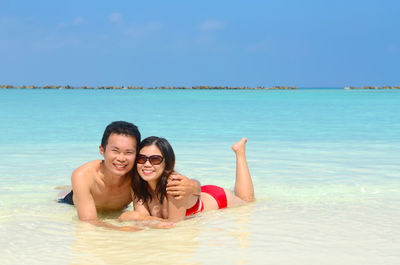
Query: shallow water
xmin=0 ymin=89 xmax=399 ymax=264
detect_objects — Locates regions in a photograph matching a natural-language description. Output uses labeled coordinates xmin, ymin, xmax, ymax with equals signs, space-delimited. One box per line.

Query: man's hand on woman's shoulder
xmin=166 ymin=172 xmax=201 ymax=199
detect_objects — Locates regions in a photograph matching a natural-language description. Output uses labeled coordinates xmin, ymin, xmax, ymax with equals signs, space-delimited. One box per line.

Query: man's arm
xmin=71 ymin=169 xmax=141 ymax=232
xmin=166 ymin=172 xmax=201 ymax=199
xmin=71 ymin=169 xmax=98 ymax=221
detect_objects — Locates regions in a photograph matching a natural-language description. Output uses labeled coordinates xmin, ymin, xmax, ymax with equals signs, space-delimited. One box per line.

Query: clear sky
xmin=1 ymin=0 xmax=399 ymax=87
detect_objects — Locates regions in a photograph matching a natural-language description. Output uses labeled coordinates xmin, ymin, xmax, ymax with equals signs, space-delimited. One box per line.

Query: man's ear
xmin=99 ymin=145 xmax=105 ymax=157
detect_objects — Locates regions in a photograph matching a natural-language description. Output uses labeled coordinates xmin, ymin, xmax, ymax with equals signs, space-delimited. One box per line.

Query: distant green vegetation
xmin=0 ymin=84 xmax=298 ymax=90
xmin=344 ymin=86 xmax=400 ymax=90
xmin=3 ymin=85 xmax=400 ymax=90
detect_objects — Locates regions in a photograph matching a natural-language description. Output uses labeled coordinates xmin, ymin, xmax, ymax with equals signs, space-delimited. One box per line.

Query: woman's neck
xmin=147 ymin=180 xmax=157 ymax=193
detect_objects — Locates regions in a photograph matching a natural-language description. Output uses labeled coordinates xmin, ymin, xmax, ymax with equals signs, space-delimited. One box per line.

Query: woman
xmin=119 ymin=137 xmax=254 ymax=222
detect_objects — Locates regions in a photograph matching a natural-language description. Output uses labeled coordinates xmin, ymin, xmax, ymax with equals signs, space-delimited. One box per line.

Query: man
xmin=59 ymin=121 xmax=200 ymax=231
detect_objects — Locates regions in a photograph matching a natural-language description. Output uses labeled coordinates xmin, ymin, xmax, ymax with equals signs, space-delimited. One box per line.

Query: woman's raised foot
xmin=232 ymin=137 xmax=247 ymax=155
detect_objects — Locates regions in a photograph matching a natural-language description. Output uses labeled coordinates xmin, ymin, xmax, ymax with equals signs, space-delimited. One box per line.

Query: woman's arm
xmin=118 ymin=199 xmax=168 ymax=222
xmin=167 ymin=195 xmax=188 ymax=222
xmin=118 ymin=199 xmax=152 ymax=220
xmin=167 ymin=193 xmax=200 ymax=222
xmin=119 ymin=199 xmax=174 ymax=228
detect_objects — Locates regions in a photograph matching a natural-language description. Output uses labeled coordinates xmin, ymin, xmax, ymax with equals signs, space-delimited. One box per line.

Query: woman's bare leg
xmin=232 ymin=138 xmax=255 ymax=202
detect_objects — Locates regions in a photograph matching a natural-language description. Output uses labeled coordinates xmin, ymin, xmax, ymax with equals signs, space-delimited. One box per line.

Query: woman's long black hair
xmin=131 ymin=136 xmax=175 ymax=204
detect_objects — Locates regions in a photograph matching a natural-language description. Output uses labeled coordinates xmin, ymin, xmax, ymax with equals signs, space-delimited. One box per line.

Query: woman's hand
xmin=118 ymin=226 xmax=143 ymax=232
xmin=119 ymin=211 xmax=175 ymax=229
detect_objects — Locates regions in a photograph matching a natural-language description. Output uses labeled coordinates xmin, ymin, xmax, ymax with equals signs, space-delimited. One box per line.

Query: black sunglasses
xmin=136 ymin=154 xmax=164 ymax=165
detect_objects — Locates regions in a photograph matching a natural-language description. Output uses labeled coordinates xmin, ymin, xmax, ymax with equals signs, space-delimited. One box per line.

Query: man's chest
xmin=93 ymin=186 xmax=132 ymax=210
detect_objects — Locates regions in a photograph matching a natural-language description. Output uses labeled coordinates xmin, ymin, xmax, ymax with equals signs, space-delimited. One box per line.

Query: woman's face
xmin=136 ymin=144 xmax=165 ymax=186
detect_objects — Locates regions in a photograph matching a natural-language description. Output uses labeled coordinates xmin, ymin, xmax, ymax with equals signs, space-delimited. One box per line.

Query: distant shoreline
xmin=0 ymin=85 xmax=298 ymax=90
xmin=344 ymin=86 xmax=400 ymax=90
xmin=2 ymin=85 xmax=399 ymax=90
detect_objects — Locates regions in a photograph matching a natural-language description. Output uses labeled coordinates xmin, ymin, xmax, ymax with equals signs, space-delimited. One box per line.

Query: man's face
xmin=99 ymin=133 xmax=137 ymax=176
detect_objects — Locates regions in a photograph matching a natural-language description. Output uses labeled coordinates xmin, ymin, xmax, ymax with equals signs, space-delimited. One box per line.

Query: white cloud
xmin=387 ymin=43 xmax=399 ymax=54
xmin=0 ymin=16 xmax=20 ymax=27
xmin=32 ymin=35 xmax=80 ymax=49
xmin=73 ymin=16 xmax=85 ymax=25
xmin=246 ymin=39 xmax=272 ymax=53
xmin=57 ymin=17 xmax=85 ymax=29
xmin=124 ymin=21 xmax=162 ymax=38
xmin=0 ymin=17 xmax=10 ymax=25
xmin=196 ymin=35 xmax=214 ymax=45
xmin=108 ymin=13 xmax=123 ymax=24
xmin=199 ymin=19 xmax=226 ymax=32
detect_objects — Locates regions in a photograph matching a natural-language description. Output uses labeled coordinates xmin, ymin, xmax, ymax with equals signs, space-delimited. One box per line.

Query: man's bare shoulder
xmin=72 ymin=160 xmax=103 ymax=183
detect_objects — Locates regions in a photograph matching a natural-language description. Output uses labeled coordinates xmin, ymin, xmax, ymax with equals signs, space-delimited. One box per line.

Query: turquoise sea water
xmin=0 ymin=89 xmax=399 ymax=264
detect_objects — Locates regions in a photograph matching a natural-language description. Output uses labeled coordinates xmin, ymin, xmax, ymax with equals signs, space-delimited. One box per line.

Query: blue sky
xmin=1 ymin=0 xmax=399 ymax=87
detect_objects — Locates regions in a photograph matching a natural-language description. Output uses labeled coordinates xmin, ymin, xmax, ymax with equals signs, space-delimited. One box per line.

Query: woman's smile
xmin=141 ymin=168 xmax=155 ymax=175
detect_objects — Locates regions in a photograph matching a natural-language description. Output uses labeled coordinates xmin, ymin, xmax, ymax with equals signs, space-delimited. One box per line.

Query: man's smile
xmin=113 ymin=163 xmax=127 ymax=170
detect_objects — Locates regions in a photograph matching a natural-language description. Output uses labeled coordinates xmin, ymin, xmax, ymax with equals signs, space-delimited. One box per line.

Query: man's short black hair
xmin=101 ymin=121 xmax=141 ymax=150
